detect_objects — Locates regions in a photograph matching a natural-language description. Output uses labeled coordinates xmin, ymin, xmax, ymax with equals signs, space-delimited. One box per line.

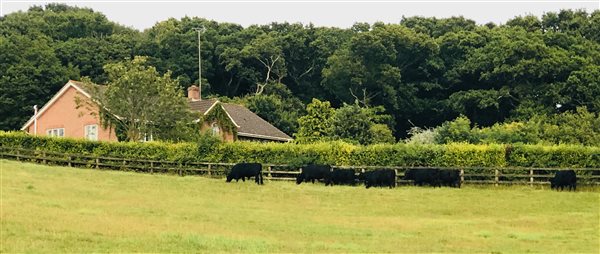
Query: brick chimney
xmin=187 ymin=85 xmax=200 ymax=101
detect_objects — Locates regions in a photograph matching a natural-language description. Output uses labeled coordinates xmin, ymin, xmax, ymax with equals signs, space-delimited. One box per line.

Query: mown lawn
xmin=1 ymin=159 xmax=598 ymax=253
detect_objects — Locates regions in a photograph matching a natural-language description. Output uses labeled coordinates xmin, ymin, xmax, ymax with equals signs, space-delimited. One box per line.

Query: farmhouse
xmin=21 ymin=80 xmax=292 ymax=142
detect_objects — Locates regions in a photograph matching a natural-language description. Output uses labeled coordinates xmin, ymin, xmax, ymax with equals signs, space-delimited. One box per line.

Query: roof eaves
xmin=237 ymin=132 xmax=293 ymax=142
xmin=203 ymin=101 xmax=240 ymax=128
xmin=202 ymin=100 xmax=219 ymax=116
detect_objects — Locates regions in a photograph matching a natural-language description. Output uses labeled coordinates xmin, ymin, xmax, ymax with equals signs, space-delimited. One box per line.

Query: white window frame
xmin=46 ymin=128 xmax=65 ymax=137
xmin=84 ymin=124 xmax=98 ymax=141
xmin=211 ymin=122 xmax=220 ymax=136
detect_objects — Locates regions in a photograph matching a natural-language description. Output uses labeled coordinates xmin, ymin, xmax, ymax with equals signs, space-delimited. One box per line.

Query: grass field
xmin=1 ymin=159 xmax=599 ymax=253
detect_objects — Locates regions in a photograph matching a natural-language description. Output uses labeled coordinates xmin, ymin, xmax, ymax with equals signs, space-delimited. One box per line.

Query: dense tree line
xmin=1 ymin=4 xmax=598 ymax=143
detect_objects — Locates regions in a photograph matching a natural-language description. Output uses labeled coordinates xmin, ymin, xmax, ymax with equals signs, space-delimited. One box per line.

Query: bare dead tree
xmin=255 ymin=55 xmax=284 ymax=95
xmin=349 ymin=88 xmax=380 ymax=108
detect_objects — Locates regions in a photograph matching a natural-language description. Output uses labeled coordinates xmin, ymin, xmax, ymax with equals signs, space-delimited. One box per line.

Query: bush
xmin=1 ymin=131 xmax=598 ymax=168
xmin=405 ymin=127 xmax=437 ymax=145
xmin=435 ymin=115 xmax=479 ymax=144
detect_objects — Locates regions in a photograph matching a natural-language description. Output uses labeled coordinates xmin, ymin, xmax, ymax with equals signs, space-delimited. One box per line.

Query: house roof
xmin=23 ymin=80 xmax=293 ymax=142
xmin=190 ymin=99 xmax=292 ymax=142
xmin=189 ymin=99 xmax=218 ymax=114
xmin=221 ymin=103 xmax=293 ymax=142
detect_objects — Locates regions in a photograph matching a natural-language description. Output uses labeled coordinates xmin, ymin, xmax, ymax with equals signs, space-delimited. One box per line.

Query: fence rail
xmin=1 ymin=146 xmax=599 ymax=186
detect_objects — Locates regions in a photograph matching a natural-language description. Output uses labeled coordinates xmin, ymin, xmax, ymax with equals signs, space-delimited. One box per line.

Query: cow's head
xmin=226 ymin=175 xmax=233 ymax=182
xmin=296 ymin=174 xmax=303 ymax=184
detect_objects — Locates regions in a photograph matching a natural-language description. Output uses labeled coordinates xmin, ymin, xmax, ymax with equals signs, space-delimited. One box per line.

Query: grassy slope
xmin=1 ymin=160 xmax=598 ymax=253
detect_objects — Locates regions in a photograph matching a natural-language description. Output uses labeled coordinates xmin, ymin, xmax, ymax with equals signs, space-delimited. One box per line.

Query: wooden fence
xmin=1 ymin=146 xmax=600 ymax=186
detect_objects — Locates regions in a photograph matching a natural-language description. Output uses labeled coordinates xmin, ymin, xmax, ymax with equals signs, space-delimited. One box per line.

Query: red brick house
xmin=21 ymin=80 xmax=292 ymax=142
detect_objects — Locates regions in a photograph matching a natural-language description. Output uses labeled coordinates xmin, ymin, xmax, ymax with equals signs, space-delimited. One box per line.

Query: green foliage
xmin=1 ymin=4 xmax=599 ymax=146
xmin=2 ymin=131 xmax=599 ymax=169
xmin=435 ymin=115 xmax=477 ymax=144
xmin=200 ymin=102 xmax=237 ymax=137
xmin=0 ymin=34 xmax=78 ymax=130
xmin=434 ymin=107 xmax=600 ymax=146
xmin=295 ymin=99 xmax=335 ymax=143
xmin=197 ymin=132 xmax=222 ymax=160
xmin=90 ymin=56 xmax=196 ymax=142
xmin=478 ymin=122 xmax=540 ymax=144
xmin=405 ymin=127 xmax=438 ymax=145
xmin=329 ymin=103 xmax=373 ymax=145
xmin=243 ymin=85 xmax=305 ymax=135
xmin=369 ymin=124 xmax=396 ymax=144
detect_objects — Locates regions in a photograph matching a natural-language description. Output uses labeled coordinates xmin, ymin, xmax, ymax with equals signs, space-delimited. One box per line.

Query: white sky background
xmin=1 ymin=1 xmax=599 ymax=31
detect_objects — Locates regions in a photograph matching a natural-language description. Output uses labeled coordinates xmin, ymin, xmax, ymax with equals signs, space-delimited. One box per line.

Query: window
xmin=46 ymin=128 xmax=65 ymax=137
xmin=211 ymin=122 xmax=220 ymax=136
xmin=85 ymin=124 xmax=98 ymax=141
xmin=140 ymin=132 xmax=153 ymax=142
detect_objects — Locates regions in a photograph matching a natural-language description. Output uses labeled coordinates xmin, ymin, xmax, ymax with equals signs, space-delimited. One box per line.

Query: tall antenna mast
xmin=194 ymin=26 xmax=206 ymax=99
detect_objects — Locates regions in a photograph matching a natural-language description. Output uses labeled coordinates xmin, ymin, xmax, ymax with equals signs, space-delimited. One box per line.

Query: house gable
xmin=21 ymin=80 xmax=117 ymax=141
xmin=21 ymin=80 xmax=92 ymax=130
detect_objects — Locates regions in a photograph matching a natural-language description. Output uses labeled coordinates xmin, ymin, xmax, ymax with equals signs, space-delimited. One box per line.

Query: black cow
xmin=297 ymin=164 xmax=331 ymax=184
xmin=226 ymin=163 xmax=263 ymax=185
xmin=439 ymin=169 xmax=461 ymax=188
xmin=403 ymin=168 xmax=441 ymax=187
xmin=359 ymin=169 xmax=396 ymax=189
xmin=296 ymin=164 xmax=331 ymax=184
xmin=325 ymin=169 xmax=357 ymax=186
xmin=550 ymin=170 xmax=576 ymax=191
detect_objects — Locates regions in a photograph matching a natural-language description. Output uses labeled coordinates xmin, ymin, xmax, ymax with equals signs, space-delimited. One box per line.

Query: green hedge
xmin=1 ymin=131 xmax=599 ymax=168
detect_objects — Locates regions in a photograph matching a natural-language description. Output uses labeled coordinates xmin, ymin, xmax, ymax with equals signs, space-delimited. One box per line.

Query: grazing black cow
xmin=226 ymin=163 xmax=263 ymax=185
xmin=359 ymin=169 xmax=396 ymax=189
xmin=297 ymin=164 xmax=331 ymax=184
xmin=439 ymin=169 xmax=461 ymax=188
xmin=325 ymin=169 xmax=357 ymax=186
xmin=403 ymin=168 xmax=441 ymax=187
xmin=550 ymin=170 xmax=576 ymax=191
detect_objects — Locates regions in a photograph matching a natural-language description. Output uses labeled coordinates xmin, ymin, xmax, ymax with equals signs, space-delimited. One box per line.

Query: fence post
xmin=95 ymin=157 xmax=99 ymax=169
xmin=394 ymin=169 xmax=398 ymax=187
xmin=529 ymin=169 xmax=534 ymax=186
xmin=16 ymin=149 xmax=20 ymax=161
xmin=460 ymin=169 xmax=465 ymax=185
xmin=68 ymin=156 xmax=72 ymax=167
xmin=494 ymin=169 xmax=499 ymax=186
xmin=207 ymin=164 xmax=212 ymax=177
xmin=268 ymin=166 xmax=272 ymax=178
xmin=42 ymin=151 xmax=46 ymax=164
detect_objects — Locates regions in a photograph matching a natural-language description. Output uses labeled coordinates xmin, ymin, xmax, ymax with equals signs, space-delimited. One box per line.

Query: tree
xmin=329 ymin=103 xmax=395 ymax=145
xmin=244 ymin=87 xmax=305 ymax=135
xmin=329 ymin=103 xmax=373 ymax=144
xmin=86 ymin=56 xmax=196 ymax=142
xmin=434 ymin=115 xmax=477 ymax=144
xmin=241 ymin=32 xmax=287 ymax=95
xmin=322 ymin=24 xmax=441 ymax=136
xmin=0 ymin=34 xmax=78 ymax=130
xmin=295 ymin=99 xmax=335 ymax=143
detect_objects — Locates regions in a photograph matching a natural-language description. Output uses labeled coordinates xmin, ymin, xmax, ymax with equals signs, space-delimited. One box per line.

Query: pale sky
xmin=1 ymin=1 xmax=599 ymax=30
